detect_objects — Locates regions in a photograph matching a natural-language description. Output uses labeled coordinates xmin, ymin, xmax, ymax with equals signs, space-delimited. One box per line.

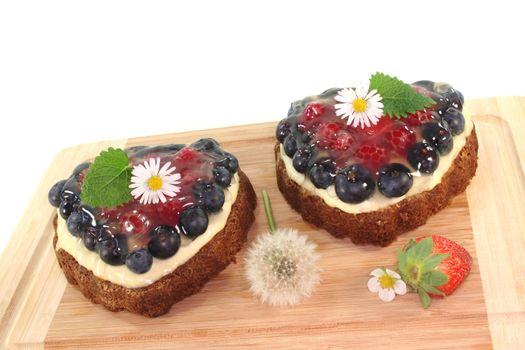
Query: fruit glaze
xmin=48 ymin=139 xmax=240 ymax=287
xmin=276 ymin=81 xmax=473 ymax=213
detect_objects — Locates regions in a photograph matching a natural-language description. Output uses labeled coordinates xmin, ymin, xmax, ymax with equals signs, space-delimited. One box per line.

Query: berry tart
xmin=48 ymin=139 xmax=256 ymax=317
xmin=275 ymin=73 xmax=478 ymax=246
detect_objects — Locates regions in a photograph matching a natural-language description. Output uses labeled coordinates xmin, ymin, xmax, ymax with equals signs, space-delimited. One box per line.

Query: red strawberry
xmin=384 ymin=123 xmax=416 ymax=156
xmin=355 ymin=142 xmax=390 ymax=172
xmin=405 ymin=108 xmax=437 ymax=127
xmin=397 ymin=235 xmax=473 ymax=308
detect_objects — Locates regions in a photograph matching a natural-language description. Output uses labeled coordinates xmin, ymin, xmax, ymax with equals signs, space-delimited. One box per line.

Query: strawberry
xmin=397 ymin=235 xmax=472 ymax=308
xmin=384 ymin=123 xmax=416 ymax=156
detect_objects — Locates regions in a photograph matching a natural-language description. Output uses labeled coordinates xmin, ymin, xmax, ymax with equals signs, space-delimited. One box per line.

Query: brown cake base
xmin=53 ymin=170 xmax=256 ymax=317
xmin=275 ymin=129 xmax=478 ymax=247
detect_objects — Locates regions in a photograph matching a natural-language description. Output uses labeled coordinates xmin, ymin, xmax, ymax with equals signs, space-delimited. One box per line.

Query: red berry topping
xmin=156 ymin=197 xmax=182 ymax=227
xmin=119 ymin=209 xmax=155 ymax=236
xmin=406 ymin=108 xmax=436 ymax=127
xmin=332 ymin=129 xmax=355 ymax=151
xmin=176 ymin=147 xmax=199 ymax=161
xmin=303 ymin=102 xmax=326 ymax=122
xmin=384 ymin=123 xmax=416 ymax=156
xmin=314 ymin=122 xmax=343 ymax=149
xmin=355 ymin=142 xmax=390 ymax=172
xmin=355 ymin=115 xmax=393 ymax=136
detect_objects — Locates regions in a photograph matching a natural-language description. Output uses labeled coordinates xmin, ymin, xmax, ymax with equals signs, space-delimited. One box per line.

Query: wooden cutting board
xmin=1 ymin=97 xmax=524 ymax=349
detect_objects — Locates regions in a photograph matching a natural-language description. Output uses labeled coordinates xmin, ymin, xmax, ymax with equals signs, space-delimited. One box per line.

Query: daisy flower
xmin=129 ymin=158 xmax=181 ymax=205
xmin=367 ymin=267 xmax=407 ymax=302
xmin=245 ymin=191 xmax=321 ymax=307
xmin=334 ymin=84 xmax=384 ymax=128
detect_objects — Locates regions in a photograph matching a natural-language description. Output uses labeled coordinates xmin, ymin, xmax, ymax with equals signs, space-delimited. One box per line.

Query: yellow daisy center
xmin=148 ymin=176 xmax=163 ymax=190
xmin=353 ymin=98 xmax=367 ymax=112
xmin=379 ymin=273 xmax=395 ymax=289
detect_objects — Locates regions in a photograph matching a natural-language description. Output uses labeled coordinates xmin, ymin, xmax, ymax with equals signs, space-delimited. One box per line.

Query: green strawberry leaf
xmin=423 ymin=253 xmax=450 ymax=271
xmin=412 ymin=237 xmax=434 ymax=259
xmin=80 ymin=147 xmax=133 ymax=208
xmin=420 ymin=281 xmax=446 ymax=297
xmin=369 ymin=72 xmax=435 ymax=118
xmin=422 ymin=270 xmax=449 ymax=288
xmin=418 ymin=289 xmax=431 ymax=309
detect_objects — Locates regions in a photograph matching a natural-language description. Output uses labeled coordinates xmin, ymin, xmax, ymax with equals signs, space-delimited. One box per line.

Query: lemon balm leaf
xmin=80 ymin=148 xmax=132 ymax=208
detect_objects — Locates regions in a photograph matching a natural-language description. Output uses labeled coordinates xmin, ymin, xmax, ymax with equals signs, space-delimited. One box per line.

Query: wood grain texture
xmin=1 ymin=97 xmax=524 ymax=349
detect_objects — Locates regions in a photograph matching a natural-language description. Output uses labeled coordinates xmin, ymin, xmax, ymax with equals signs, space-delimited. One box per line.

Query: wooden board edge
xmin=468 ymin=112 xmax=525 ymax=349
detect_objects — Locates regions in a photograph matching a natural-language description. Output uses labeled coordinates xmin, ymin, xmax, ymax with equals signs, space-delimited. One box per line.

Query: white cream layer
xmin=280 ymin=109 xmax=473 ymax=214
xmin=55 ymin=174 xmax=240 ymax=288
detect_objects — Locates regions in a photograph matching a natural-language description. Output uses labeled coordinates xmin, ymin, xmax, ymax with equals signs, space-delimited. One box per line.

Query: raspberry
xmin=332 ymin=129 xmax=355 ymax=151
xmin=313 ymin=122 xmax=343 ymax=150
xmin=299 ymin=103 xmax=330 ymax=134
xmin=355 ymin=142 xmax=390 ymax=172
xmin=302 ymin=102 xmax=326 ymax=122
xmin=406 ymin=108 xmax=436 ymax=127
xmin=119 ymin=209 xmax=154 ymax=236
xmin=355 ymin=116 xmax=393 ymax=136
xmin=384 ymin=123 xmax=416 ymax=156
xmin=176 ymin=147 xmax=199 ymax=161
xmin=156 ymin=197 xmax=182 ymax=227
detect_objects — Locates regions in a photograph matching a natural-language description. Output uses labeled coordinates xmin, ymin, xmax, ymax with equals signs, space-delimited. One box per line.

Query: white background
xmin=1 ymin=0 xmax=524 ymax=254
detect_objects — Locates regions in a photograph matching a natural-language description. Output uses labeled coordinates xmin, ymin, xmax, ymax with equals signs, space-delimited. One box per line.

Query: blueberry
xmin=441 ymin=107 xmax=465 ymax=135
xmin=422 ymin=121 xmax=453 ymax=155
xmin=412 ymin=80 xmax=435 ymax=91
xmin=292 ymin=148 xmax=312 ymax=173
xmin=213 ymin=166 xmax=232 ymax=187
xmin=66 ymin=206 xmax=96 ymax=237
xmin=71 ymin=162 xmax=90 ymax=177
xmin=335 ymin=164 xmax=375 ymax=203
xmin=148 ymin=225 xmax=181 ymax=259
xmin=407 ymin=142 xmax=440 ymax=174
xmin=283 ymin=134 xmax=298 ymax=158
xmin=442 ymin=88 xmax=464 ymax=110
xmin=216 ymin=152 xmax=239 ymax=173
xmin=319 ymin=87 xmax=341 ymax=98
xmin=309 ymin=158 xmax=336 ymax=189
xmin=96 ymin=234 xmax=128 ymax=266
xmin=192 ymin=181 xmax=225 ymax=212
xmin=125 ymin=248 xmax=153 ymax=274
xmin=191 ymin=138 xmax=220 ymax=152
xmin=179 ymin=208 xmax=209 ymax=239
xmin=82 ymin=227 xmax=98 ymax=251
xmin=61 ymin=176 xmax=81 ymax=200
xmin=276 ymin=119 xmax=292 ymax=143
xmin=377 ymin=163 xmax=414 ymax=198
xmin=59 ymin=194 xmax=80 ymax=219
xmin=48 ymin=179 xmax=67 ymax=207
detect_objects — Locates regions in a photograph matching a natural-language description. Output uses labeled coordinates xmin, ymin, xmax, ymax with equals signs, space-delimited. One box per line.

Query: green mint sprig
xmin=80 ymin=147 xmax=133 ymax=208
xmin=369 ymin=72 xmax=435 ymax=118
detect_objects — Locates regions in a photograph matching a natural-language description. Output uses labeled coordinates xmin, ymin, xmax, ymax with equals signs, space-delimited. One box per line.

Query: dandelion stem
xmin=262 ymin=190 xmax=277 ymax=234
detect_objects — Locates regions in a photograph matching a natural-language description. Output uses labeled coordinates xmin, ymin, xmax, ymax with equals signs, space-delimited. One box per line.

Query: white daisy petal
xmin=129 ymin=158 xmax=182 ymax=206
xmin=367 ymin=277 xmax=380 ymax=293
xmin=378 ymin=288 xmax=396 ymax=302
xmin=394 ymin=279 xmax=407 ymax=295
